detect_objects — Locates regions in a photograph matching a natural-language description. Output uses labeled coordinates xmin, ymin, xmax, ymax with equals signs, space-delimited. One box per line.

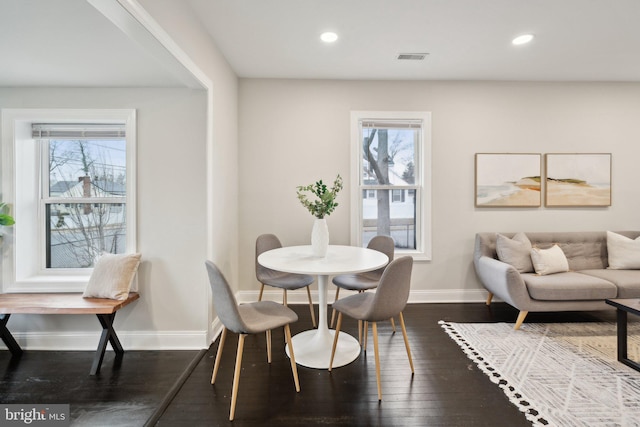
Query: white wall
xmin=138 ymin=0 xmax=240 ymax=342
xmin=0 ymin=87 xmax=209 ymax=349
xmin=238 ymin=80 xmax=640 ymax=302
xmin=138 ymin=0 xmax=239 ymax=275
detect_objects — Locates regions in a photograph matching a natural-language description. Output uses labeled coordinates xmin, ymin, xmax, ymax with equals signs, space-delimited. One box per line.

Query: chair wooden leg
xmin=390 ymin=317 xmax=396 ymax=332
xmin=358 ymin=290 xmax=367 ymax=345
xmin=399 ymin=312 xmax=414 ymax=373
xmin=284 ymin=324 xmax=300 ymax=392
xmin=229 ymin=334 xmax=246 ymax=421
xmin=486 ymin=292 xmax=494 ymax=306
xmin=281 ymin=290 xmax=289 ymax=343
xmin=266 ymin=329 xmax=272 ymax=363
xmin=328 ymin=312 xmax=343 ymax=371
xmin=372 ymin=322 xmax=382 ymax=401
xmin=363 ymin=321 xmax=368 ymax=352
xmin=514 ymin=310 xmax=528 ymax=330
xmin=306 ymin=286 xmax=317 ymax=328
xmin=211 ymin=327 xmax=227 ymax=384
xmin=330 ymin=287 xmax=340 ymax=328
xmin=258 ymin=284 xmax=265 ymax=301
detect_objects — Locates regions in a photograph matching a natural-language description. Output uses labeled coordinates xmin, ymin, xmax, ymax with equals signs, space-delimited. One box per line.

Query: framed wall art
xmin=475 ymin=153 xmax=541 ymax=207
xmin=544 ymin=153 xmax=611 ymax=207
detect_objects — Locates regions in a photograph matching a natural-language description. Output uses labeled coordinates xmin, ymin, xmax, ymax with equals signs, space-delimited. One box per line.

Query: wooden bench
xmin=0 ymin=292 xmax=139 ymax=375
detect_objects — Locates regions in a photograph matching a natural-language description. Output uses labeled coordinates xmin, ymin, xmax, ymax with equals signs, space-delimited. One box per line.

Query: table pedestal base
xmin=285 ymin=329 xmax=361 ymax=369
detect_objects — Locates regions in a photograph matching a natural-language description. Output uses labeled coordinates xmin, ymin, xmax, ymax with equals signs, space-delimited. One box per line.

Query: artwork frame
xmin=475 ymin=153 xmax=542 ymax=207
xmin=544 ymin=153 xmax=611 ymax=207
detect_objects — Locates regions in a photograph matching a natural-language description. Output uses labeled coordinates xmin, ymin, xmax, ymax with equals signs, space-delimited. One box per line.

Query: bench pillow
xmin=530 ymin=244 xmax=569 ymax=275
xmin=83 ymin=253 xmax=142 ymax=300
xmin=495 ymin=232 xmax=534 ymax=273
xmin=607 ymin=231 xmax=640 ymax=269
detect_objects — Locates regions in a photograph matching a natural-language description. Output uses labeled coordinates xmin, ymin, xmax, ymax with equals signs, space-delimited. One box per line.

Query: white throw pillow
xmin=496 ymin=232 xmax=534 ymax=273
xmin=83 ymin=253 xmax=142 ymax=300
xmin=530 ymin=244 xmax=569 ymax=275
xmin=607 ymin=231 xmax=640 ymax=269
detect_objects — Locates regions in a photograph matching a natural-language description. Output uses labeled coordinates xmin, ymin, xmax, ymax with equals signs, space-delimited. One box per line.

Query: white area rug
xmin=440 ymin=321 xmax=640 ymax=427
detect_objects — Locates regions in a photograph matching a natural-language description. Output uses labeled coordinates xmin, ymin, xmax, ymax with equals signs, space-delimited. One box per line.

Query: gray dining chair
xmin=205 ymin=260 xmax=300 ymax=421
xmin=330 ymin=235 xmax=395 ymax=342
xmin=329 ymin=256 xmax=414 ymax=401
xmin=256 ymin=234 xmax=317 ymax=328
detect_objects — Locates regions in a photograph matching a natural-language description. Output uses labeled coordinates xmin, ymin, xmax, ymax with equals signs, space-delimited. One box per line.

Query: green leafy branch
xmin=296 ymin=174 xmax=343 ymax=219
xmin=0 ymin=203 xmax=15 ymax=226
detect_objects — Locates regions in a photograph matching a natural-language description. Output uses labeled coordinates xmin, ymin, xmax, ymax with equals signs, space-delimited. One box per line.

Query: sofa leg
xmin=514 ymin=311 xmax=528 ymax=330
xmin=485 ymin=292 xmax=493 ymax=306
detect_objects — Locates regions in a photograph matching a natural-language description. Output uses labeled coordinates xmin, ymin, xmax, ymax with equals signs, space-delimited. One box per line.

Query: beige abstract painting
xmin=475 ymin=153 xmax=541 ymax=207
xmin=545 ymin=153 xmax=611 ymax=207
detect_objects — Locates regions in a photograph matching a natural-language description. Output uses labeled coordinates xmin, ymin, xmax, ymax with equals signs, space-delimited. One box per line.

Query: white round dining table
xmin=257 ymin=245 xmax=388 ymax=369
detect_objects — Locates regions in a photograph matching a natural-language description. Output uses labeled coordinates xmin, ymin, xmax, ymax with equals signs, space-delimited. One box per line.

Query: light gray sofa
xmin=474 ymin=231 xmax=640 ymax=329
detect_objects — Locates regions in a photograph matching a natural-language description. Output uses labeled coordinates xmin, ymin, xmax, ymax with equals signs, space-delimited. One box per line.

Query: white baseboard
xmin=407 ymin=289 xmax=489 ymax=303
xmin=237 ymin=288 xmax=489 ymax=304
xmin=0 ymin=330 xmax=209 ymax=351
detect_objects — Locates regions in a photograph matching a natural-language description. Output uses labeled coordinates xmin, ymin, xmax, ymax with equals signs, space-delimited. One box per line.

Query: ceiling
xmin=0 ymin=0 xmax=191 ymax=87
xmin=189 ymin=0 xmax=640 ymax=81
xmin=2 ymin=0 xmax=640 ymax=87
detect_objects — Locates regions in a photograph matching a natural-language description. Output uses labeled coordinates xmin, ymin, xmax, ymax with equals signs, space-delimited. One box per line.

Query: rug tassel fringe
xmin=439 ymin=321 xmax=549 ymax=426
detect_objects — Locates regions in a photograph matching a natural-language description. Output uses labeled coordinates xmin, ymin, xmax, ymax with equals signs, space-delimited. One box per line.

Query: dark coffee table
xmin=605 ymin=298 xmax=640 ymax=372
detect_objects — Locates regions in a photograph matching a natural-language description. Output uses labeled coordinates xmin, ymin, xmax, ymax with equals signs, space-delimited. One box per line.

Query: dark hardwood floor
xmin=0 ymin=348 xmax=199 ymax=425
xmin=1 ymin=303 xmax=617 ymax=426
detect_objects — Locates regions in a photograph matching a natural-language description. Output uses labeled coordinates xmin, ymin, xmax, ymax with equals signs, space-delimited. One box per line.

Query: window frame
xmin=350 ymin=111 xmax=432 ymax=261
xmin=1 ymin=109 xmax=137 ymax=292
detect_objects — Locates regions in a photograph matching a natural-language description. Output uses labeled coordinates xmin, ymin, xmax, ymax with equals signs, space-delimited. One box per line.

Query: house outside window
xmin=350 ymin=111 xmax=432 ymax=260
xmin=1 ymin=109 xmax=136 ymax=292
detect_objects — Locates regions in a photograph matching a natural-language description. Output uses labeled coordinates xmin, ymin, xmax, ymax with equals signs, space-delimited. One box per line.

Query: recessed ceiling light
xmin=512 ymin=34 xmax=534 ymax=45
xmin=320 ymin=32 xmax=338 ymax=43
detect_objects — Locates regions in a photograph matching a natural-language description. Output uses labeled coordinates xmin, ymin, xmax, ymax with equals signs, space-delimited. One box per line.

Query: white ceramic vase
xmin=311 ymin=218 xmax=329 ymax=257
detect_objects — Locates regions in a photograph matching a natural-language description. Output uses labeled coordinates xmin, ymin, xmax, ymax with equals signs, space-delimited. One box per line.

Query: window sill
xmin=395 ymin=250 xmax=432 ymax=262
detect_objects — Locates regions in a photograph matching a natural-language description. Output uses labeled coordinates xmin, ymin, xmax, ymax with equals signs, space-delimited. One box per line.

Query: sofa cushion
xmin=496 ymin=232 xmax=534 ymax=273
xmin=526 ymin=232 xmax=609 ymax=271
xmin=579 ymin=269 xmax=640 ymax=298
xmin=530 ymin=244 xmax=569 ymax=275
xmin=522 ymin=272 xmax=617 ymax=301
xmin=606 ymin=231 xmax=640 ymax=269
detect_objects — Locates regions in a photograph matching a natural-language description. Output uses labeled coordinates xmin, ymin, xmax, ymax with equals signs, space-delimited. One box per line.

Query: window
xmin=350 ymin=111 xmax=431 ymax=260
xmin=392 ymin=189 xmax=405 ymax=203
xmin=363 ymin=189 xmax=376 ymax=199
xmin=35 ymin=124 xmax=128 ymax=269
xmin=1 ymin=109 xmax=136 ymax=292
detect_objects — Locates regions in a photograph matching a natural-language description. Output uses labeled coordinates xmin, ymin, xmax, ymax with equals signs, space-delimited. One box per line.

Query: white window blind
xmin=32 ymin=123 xmax=126 ymax=139
xmin=360 ymin=119 xmax=423 ymax=130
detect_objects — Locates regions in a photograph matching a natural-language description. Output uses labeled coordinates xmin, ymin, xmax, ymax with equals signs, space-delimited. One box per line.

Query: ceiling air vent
xmin=397 ymin=53 xmax=428 ymax=60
